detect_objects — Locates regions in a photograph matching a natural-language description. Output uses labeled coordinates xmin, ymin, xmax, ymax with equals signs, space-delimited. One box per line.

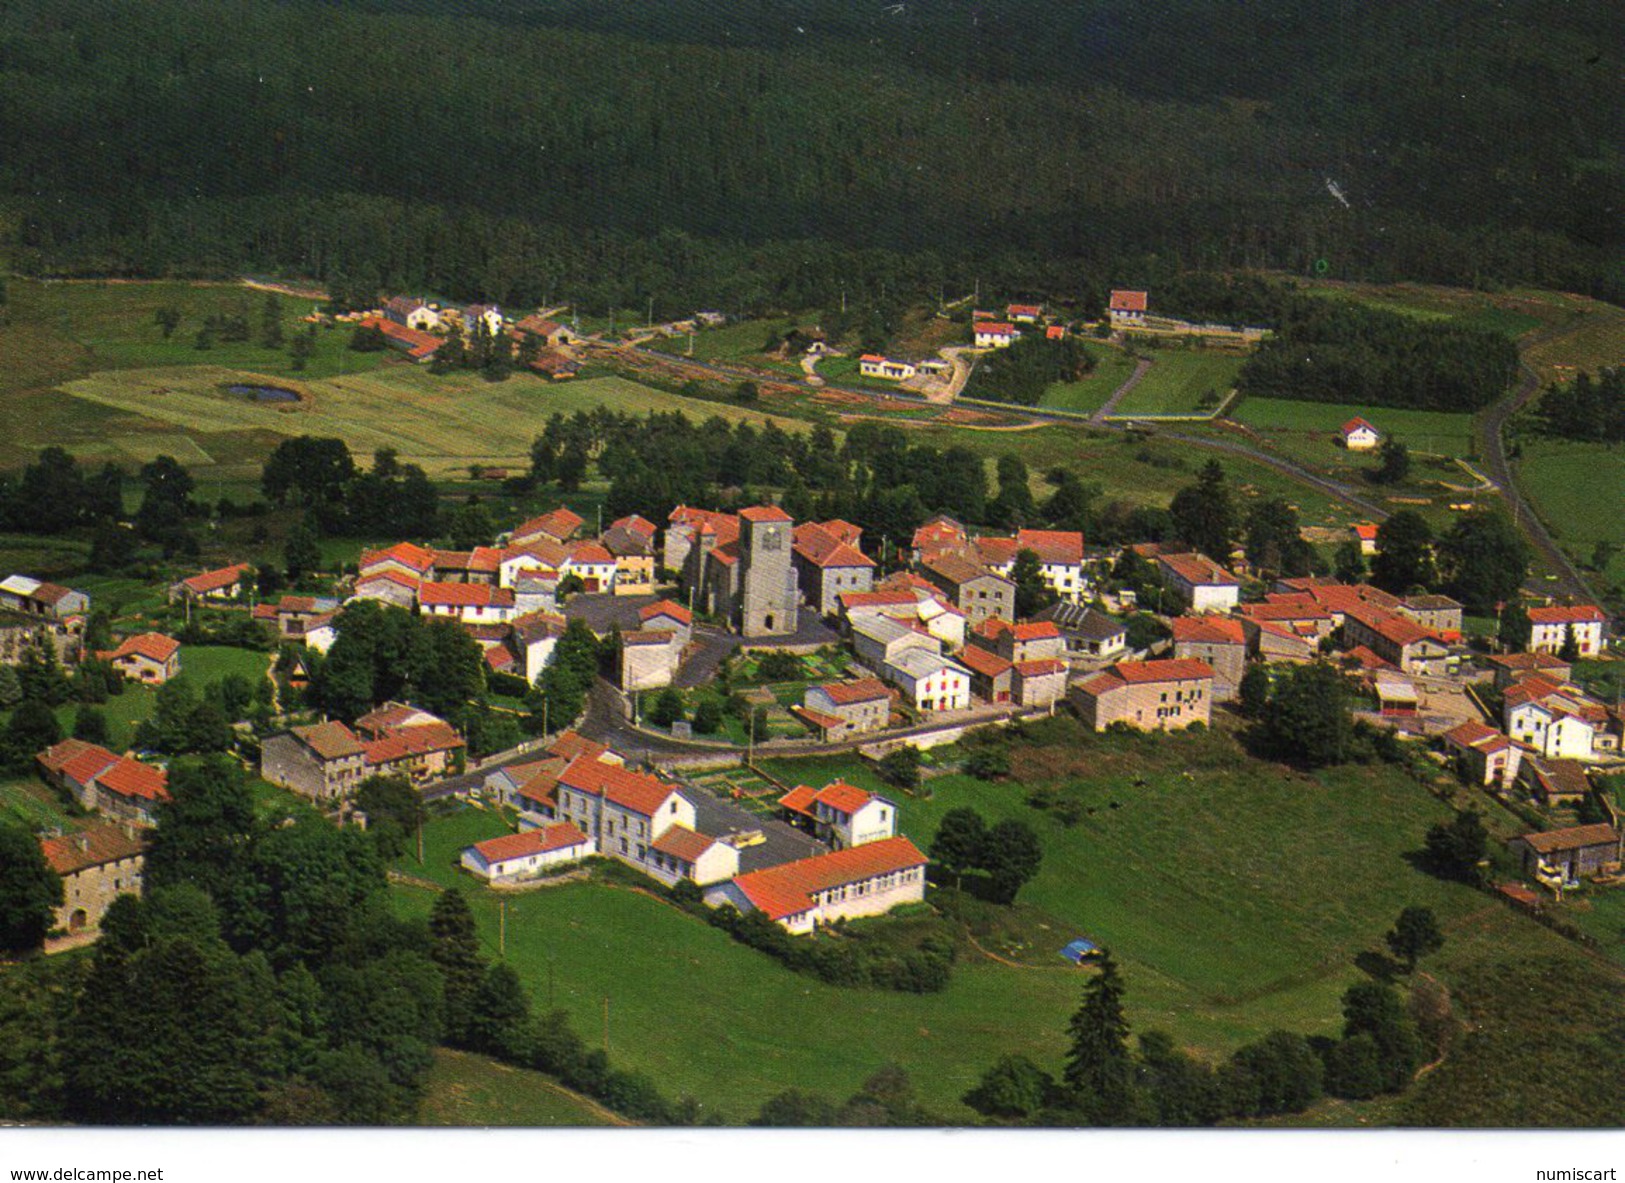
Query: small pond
xmin=228 ymin=383 xmax=301 ymax=403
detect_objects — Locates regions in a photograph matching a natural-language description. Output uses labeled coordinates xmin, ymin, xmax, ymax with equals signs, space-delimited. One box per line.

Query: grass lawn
xmin=419 ymin=1048 xmax=622 ymax=1126
xmin=685 ymin=317 xmax=794 ymax=364
xmin=815 ymin=355 xmax=914 ymax=394
xmin=1513 ymin=438 xmax=1625 ymax=588
xmin=177 ymin=644 xmax=273 ymax=688
xmin=1036 ymin=345 xmax=1136 ymax=414
xmin=1112 ymin=349 xmax=1242 ymax=417
xmin=1232 ymin=397 xmax=1476 ymax=458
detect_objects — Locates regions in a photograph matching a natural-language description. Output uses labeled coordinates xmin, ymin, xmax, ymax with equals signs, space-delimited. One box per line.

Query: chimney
xmin=75 ymin=834 xmax=89 ymax=852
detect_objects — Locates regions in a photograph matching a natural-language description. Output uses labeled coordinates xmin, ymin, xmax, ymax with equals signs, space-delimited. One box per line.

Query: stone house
xmin=793 ymin=521 xmax=876 ymax=617
xmin=1342 ymin=605 xmax=1450 ymax=676
xmin=40 ymin=823 xmax=147 ymax=939
xmin=1033 ymin=602 xmax=1127 ymax=661
xmin=1508 ymin=824 xmax=1621 ymax=884
xmin=1155 ymin=553 xmax=1241 ymax=615
xmin=920 ymin=554 xmax=1015 ymax=626
xmin=1441 ymin=719 xmax=1521 ymax=790
xmin=958 ymin=643 xmax=1013 ymax=704
xmin=168 ymin=562 xmax=253 ymax=605
xmin=1012 ymin=657 xmax=1068 ymax=708
xmin=1170 ymin=615 xmax=1247 ymax=702
xmin=101 ymin=632 xmax=182 ymax=685
xmin=1070 ymin=658 xmax=1214 ymax=732
xmin=621 ymin=629 xmax=682 ymax=691
xmin=797 ymin=679 xmax=891 ymax=740
xmin=884 ymin=648 xmax=972 ymax=712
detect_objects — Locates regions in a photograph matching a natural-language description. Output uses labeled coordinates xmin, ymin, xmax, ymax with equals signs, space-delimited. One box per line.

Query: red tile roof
xmin=958 ymin=644 xmax=1014 ymax=679
xmin=1109 ymin=658 xmax=1215 ymax=685
xmin=794 ymin=522 xmax=875 ymax=570
xmin=1016 ymin=528 xmax=1085 ymax=565
xmin=359 ymin=315 xmax=441 ymax=360
xmin=420 ymin=582 xmax=514 ymax=609
xmin=815 ymin=678 xmax=890 ymax=706
xmin=106 ymin=632 xmax=180 ymax=664
xmin=1156 ymin=553 xmax=1238 ymax=587
xmin=976 ymin=322 xmax=1017 ymax=336
xmin=297 ymin=721 xmax=367 ymax=760
xmin=1528 ymin=604 xmax=1606 ymax=625
xmin=515 ymin=507 xmax=584 ymax=542
xmin=180 ymin=563 xmax=252 ymax=595
xmin=622 ymin=629 xmax=675 ymax=647
xmin=1170 ymin=616 xmax=1246 ymax=645
xmin=778 ymin=784 xmax=821 ymax=815
xmin=1345 ymin=604 xmax=1440 ymax=648
xmin=911 ymin=517 xmax=967 ymax=554
xmin=1344 ymin=645 xmax=1396 ymax=672
xmin=95 ymin=758 xmax=169 ymax=804
xmin=364 ymin=723 xmax=464 ymax=766
xmin=61 ymin=747 xmax=123 ymax=788
xmin=1353 ymin=523 xmax=1379 ymax=541
xmin=640 ymin=599 xmax=693 ymax=626
xmin=1516 ymin=824 xmax=1619 ymax=855
xmin=566 ymin=542 xmax=615 ymax=565
xmin=1015 ymin=657 xmax=1067 ymax=677
xmin=610 ymin=514 xmax=658 ymax=539
xmin=669 ymin=506 xmax=741 ymax=546
xmin=41 ymin=823 xmax=147 ymax=876
xmin=651 ymin=825 xmax=719 ymax=863
xmin=1443 ymin=720 xmax=1509 ymax=753
xmin=840 ymin=590 xmax=917 ymax=611
xmin=792 ymin=706 xmax=847 ymax=733
xmin=1007 ymin=303 xmax=1043 ymax=317
xmin=38 ymin=739 xmax=112 ymax=778
xmin=728 ymin=836 xmax=928 ymax=921
xmin=815 ymin=781 xmax=874 ymax=815
xmin=472 ymin=822 xmax=590 ymax=864
xmin=360 ymin=541 xmax=437 ymax=575
xmin=548 ymin=731 xmax=608 ymax=763
xmin=974 ymin=537 xmax=1019 ymax=568
xmin=558 ymin=756 xmax=681 ymax=818
xmin=1341 ymin=417 xmax=1379 ymax=437
xmin=738 ymin=505 xmax=793 ymax=523
xmin=1109 ymin=290 xmax=1148 ymax=312
xmin=923 ymin=553 xmax=1004 ymax=588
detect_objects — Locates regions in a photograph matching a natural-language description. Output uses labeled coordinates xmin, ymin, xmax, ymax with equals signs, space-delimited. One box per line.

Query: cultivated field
xmin=1035 ymin=346 xmax=1137 ymax=414
xmin=54 ymin=367 xmax=811 ymax=479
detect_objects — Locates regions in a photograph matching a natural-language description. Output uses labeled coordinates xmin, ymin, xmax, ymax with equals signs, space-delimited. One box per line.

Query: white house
xmin=1340 ymin=417 xmax=1382 ymax=450
xmin=973 ymin=321 xmax=1019 ymax=349
xmin=1528 ymin=605 xmax=1607 ymax=657
xmin=1108 ymin=290 xmax=1148 ymax=329
xmin=884 ymin=648 xmax=972 ymax=711
xmin=418 ymin=581 xmax=516 ymax=625
xmin=850 ymin=613 xmax=941 ymax=671
xmin=1155 ymin=552 xmax=1241 ymax=614
xmin=1503 ymin=679 xmax=1603 ymax=762
xmin=461 ymin=823 xmax=594 ymax=883
xmin=561 ymin=542 xmax=620 ymax=594
xmin=778 ymin=781 xmax=897 ymax=850
xmin=858 ymin=354 xmax=917 ymax=381
xmin=703 ymin=836 xmax=929 ymax=935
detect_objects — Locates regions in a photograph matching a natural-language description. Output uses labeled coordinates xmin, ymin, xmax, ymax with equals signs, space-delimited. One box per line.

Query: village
xmin=11 ymin=434 xmax=1620 ymax=948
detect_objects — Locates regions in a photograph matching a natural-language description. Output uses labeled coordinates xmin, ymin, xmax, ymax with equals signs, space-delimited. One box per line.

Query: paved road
xmin=1090 ymin=356 xmax=1153 ymax=424
xmin=673 ymin=627 xmax=739 ymax=689
xmin=1476 ymin=333 xmax=1596 ymax=602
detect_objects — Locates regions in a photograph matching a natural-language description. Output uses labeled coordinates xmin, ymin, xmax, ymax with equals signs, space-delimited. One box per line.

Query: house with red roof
xmin=360 ymin=541 xmax=437 ymax=584
xmin=703 ymin=836 xmax=929 ymax=935
xmin=261 ymin=710 xmax=464 ymax=802
xmin=858 ymin=354 xmax=917 ymax=381
xmin=168 ymin=562 xmax=254 ymax=605
xmin=101 ymin=632 xmax=181 ymax=685
xmin=551 ymin=755 xmax=738 ymax=886
xmin=777 ymin=780 xmax=897 ymax=850
xmin=601 ymin=519 xmax=658 ymax=595
xmin=1012 ymin=657 xmax=1068 ymax=708
xmin=461 ymin=822 xmax=594 ymax=882
xmin=1108 ymin=290 xmax=1149 ymax=329
xmin=358 ymin=315 xmax=441 ymax=362
xmin=1006 ymin=303 xmax=1044 ymax=324
xmin=418 ymin=581 xmax=516 ymax=625
xmin=1351 ymin=522 xmax=1380 ymax=556
xmin=37 ymin=739 xmax=170 ymax=827
xmin=973 ymin=321 xmax=1019 ymax=349
xmin=1170 ymin=616 xmax=1247 ymax=702
xmin=921 ymin=553 xmax=1015 ymax=627
xmin=911 ymin=515 xmax=968 ymax=565
xmin=513 ymin=506 xmax=585 ymax=548
xmin=383 ymin=296 xmax=441 ymax=332
xmin=1339 ymin=418 xmax=1382 ymax=451
xmin=1527 ymin=603 xmax=1607 ymax=658
xmin=1069 ymin=658 xmax=1214 ymax=732
xmin=1442 ymin=720 xmax=1522 ymax=789
xmin=561 ymin=541 xmax=618 ymax=593
xmin=797 ymin=679 xmax=892 ymax=740
xmin=968 ymin=617 xmax=1066 ymax=664
xmin=793 ymin=521 xmax=876 ymax=616
xmin=1341 ymin=604 xmax=1450 ymax=676
xmin=1508 ymin=823 xmax=1621 ymax=886
xmin=1503 ymin=676 xmax=1614 ymax=762
xmin=1155 ymin=552 xmax=1240 ymax=615
xmin=40 ymin=822 xmax=148 ymax=939
xmin=513 ymin=315 xmax=578 ymax=348
xmin=621 ymin=628 xmax=683 ymax=692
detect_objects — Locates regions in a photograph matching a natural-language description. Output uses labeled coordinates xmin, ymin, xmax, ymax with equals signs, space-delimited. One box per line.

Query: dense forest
xmin=1539 ymin=369 xmax=1625 ymax=443
xmin=0 ymin=0 xmax=1618 ymax=315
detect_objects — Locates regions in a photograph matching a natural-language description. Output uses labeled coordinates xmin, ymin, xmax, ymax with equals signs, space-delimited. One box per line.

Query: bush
xmin=964 ymin=746 xmax=1011 ymax=780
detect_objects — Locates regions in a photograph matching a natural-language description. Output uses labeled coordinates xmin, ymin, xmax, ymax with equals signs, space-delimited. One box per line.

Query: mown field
xmin=386 ymin=720 xmax=1604 ymax=1124
xmin=1111 ymin=349 xmax=1243 ymax=417
xmin=54 ymin=367 xmax=811 ymax=481
xmin=1514 ymin=438 xmax=1625 ymax=587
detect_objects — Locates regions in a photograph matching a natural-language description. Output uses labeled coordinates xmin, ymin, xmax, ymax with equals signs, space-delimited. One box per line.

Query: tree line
xmin=1539 ymin=369 xmax=1625 ymax=444
xmin=1 ymin=0 xmax=1616 ymax=322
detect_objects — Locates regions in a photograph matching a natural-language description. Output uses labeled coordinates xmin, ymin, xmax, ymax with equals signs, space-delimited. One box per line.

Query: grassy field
xmin=0 ymin=776 xmax=81 ymax=831
xmin=382 ymin=720 xmax=1592 ymax=1124
xmin=1112 ymin=349 xmax=1243 ymax=417
xmin=1036 ymin=346 xmax=1137 ymax=414
xmin=53 ymin=367 xmax=812 ymax=481
xmin=419 ymin=1048 xmax=622 ymax=1126
xmin=1513 ymin=439 xmax=1625 ymax=588
xmin=1232 ymin=397 xmax=1476 ymax=457
xmin=175 ymin=644 xmax=273 ymax=688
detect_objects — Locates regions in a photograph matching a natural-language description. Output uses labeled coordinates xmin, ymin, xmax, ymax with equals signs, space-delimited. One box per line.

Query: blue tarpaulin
xmin=1059 ymin=939 xmax=1100 ymax=964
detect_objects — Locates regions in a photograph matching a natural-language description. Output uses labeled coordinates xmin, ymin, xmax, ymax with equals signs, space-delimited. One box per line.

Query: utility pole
xmin=647 ymin=297 xmax=654 ymax=330
xmin=416 ymin=814 xmax=424 ymax=865
xmin=499 ymin=898 xmax=507 ymax=958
